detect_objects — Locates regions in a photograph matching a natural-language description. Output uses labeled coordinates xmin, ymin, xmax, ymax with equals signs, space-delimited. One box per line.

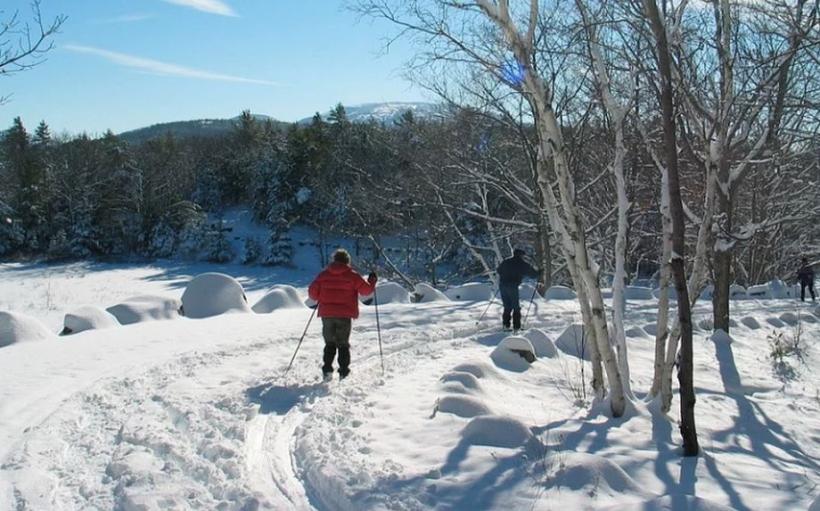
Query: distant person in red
xmin=308 ymin=249 xmax=377 ymax=380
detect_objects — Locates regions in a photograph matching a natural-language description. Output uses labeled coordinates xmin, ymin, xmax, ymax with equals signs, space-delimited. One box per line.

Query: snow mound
xmin=450 ymin=363 xmax=491 ymax=379
xmin=436 ymin=395 xmax=492 ymax=418
xmin=626 ymin=326 xmax=650 ymax=338
xmin=548 ymin=452 xmax=641 ymax=494
xmin=519 ymin=283 xmax=543 ymax=301
xmin=371 ymin=282 xmax=411 ymax=304
xmin=460 ymin=415 xmax=533 ymax=448
xmin=730 ymin=284 xmax=747 ymax=299
xmin=746 ymin=283 xmax=768 ymax=298
xmin=769 ymin=279 xmax=789 ymax=298
xmin=624 ymin=286 xmax=654 ymax=300
xmin=490 ymin=336 xmax=536 ymax=371
xmin=445 ymin=283 xmax=493 ymax=301
xmin=440 ymin=371 xmax=482 ymax=390
xmin=413 ymin=283 xmax=449 ymax=303
xmin=810 ymin=493 xmax=820 ymax=511
xmin=0 ymin=311 xmax=55 ymax=347
xmin=106 ymin=295 xmax=182 ymax=325
xmin=740 ymin=316 xmax=761 ymax=329
xmin=62 ymin=306 xmax=120 ymax=335
xmin=697 ymin=317 xmax=714 ymax=331
xmin=766 ymin=317 xmax=785 ymax=328
xmin=181 ymin=273 xmax=251 ymax=319
xmin=523 ymin=329 xmax=558 ymax=358
xmin=779 ymin=312 xmax=798 ymax=326
xmin=600 ymin=495 xmax=735 ymax=511
xmin=555 ymin=324 xmax=591 ymax=361
xmin=544 ymin=285 xmax=576 ymax=300
xmin=801 ymin=313 xmax=817 ymax=323
xmin=252 ymin=287 xmax=305 ymax=313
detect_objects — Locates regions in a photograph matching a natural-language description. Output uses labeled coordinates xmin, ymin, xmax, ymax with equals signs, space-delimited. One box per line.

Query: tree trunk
xmin=642 ymin=0 xmax=699 ymax=456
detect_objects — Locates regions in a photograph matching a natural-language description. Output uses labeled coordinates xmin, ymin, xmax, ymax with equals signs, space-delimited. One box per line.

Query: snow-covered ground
xmin=1 ymin=262 xmax=819 ymax=510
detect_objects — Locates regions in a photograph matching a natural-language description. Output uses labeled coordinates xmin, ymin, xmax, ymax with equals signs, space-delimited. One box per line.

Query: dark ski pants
xmin=801 ymin=281 xmax=816 ymax=301
xmin=500 ymin=284 xmax=521 ymax=330
xmin=322 ymin=317 xmax=352 ymax=376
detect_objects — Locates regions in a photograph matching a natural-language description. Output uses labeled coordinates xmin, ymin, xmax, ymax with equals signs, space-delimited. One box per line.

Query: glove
xmin=368 ymin=272 xmax=378 ymax=284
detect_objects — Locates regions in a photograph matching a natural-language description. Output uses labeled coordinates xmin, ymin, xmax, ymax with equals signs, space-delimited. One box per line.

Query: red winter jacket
xmin=308 ymin=262 xmax=376 ymax=319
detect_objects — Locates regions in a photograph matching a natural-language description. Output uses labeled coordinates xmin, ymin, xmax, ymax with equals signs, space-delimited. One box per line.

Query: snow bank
xmin=445 ymin=282 xmax=493 ymax=301
xmin=624 ymin=286 xmax=654 ymax=300
xmin=62 ymin=306 xmax=120 ymax=335
xmin=544 ymin=285 xmax=576 ymax=300
xmin=371 ymin=282 xmax=411 ymax=305
xmin=450 ymin=362 xmax=492 ymax=379
xmin=652 ymin=286 xmax=678 ymax=301
xmin=106 ymin=295 xmax=182 ymax=325
xmin=252 ymin=286 xmax=305 ymax=313
xmin=490 ymin=336 xmax=536 ymax=371
xmin=747 ymin=279 xmax=791 ymax=299
xmin=436 ymin=395 xmax=492 ymax=418
xmin=0 ymin=311 xmax=55 ymax=347
xmin=730 ymin=284 xmax=747 ymax=299
xmin=460 ymin=415 xmax=533 ymax=448
xmin=555 ymin=324 xmax=591 ymax=361
xmin=180 ymin=273 xmax=251 ymax=319
xmin=522 ymin=329 xmax=558 ymax=358
xmin=412 ymin=283 xmax=449 ymax=303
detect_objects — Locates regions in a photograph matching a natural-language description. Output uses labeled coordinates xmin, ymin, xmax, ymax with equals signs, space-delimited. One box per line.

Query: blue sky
xmin=0 ymin=0 xmax=427 ymax=135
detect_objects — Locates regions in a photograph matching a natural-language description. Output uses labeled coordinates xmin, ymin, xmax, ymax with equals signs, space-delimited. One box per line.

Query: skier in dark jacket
xmin=496 ymin=248 xmax=540 ymax=331
xmin=308 ymin=249 xmax=377 ymax=380
xmin=797 ymin=257 xmax=816 ymax=302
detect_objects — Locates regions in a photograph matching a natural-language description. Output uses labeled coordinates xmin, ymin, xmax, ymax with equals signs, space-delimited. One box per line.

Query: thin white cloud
xmin=64 ymin=44 xmax=279 ymax=86
xmin=161 ymin=0 xmax=238 ymax=17
xmin=94 ymin=13 xmax=155 ymax=24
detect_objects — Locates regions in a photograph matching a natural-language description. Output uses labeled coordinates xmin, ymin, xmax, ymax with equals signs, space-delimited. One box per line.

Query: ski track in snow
xmin=0 ymin=299 xmax=496 ymax=510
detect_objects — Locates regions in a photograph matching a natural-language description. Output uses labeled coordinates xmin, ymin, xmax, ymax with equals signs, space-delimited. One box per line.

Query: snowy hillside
xmin=298 ymin=102 xmax=441 ymax=125
xmin=1 ymin=263 xmax=818 ymax=510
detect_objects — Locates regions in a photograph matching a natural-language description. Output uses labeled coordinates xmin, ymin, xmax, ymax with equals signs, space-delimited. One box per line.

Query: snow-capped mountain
xmin=298 ymin=101 xmax=441 ymax=125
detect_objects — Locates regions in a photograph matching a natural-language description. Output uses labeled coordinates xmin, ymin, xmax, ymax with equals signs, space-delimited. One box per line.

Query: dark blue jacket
xmin=497 ymin=255 xmax=539 ymax=287
xmin=797 ymin=263 xmax=815 ymax=285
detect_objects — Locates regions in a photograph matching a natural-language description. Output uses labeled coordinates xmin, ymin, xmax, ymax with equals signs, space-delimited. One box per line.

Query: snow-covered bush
xmin=252 ymin=286 xmax=305 ymax=313
xmin=62 ymin=306 xmax=120 ymax=335
xmin=106 ymin=295 xmax=182 ymax=325
xmin=413 ymin=283 xmax=449 ymax=303
xmin=445 ymin=282 xmax=493 ymax=301
xmin=490 ymin=336 xmax=536 ymax=371
xmin=0 ymin=311 xmax=55 ymax=347
xmin=365 ymin=282 xmax=410 ymax=305
xmin=181 ymin=273 xmax=251 ymax=319
xmin=555 ymin=324 xmax=590 ymax=361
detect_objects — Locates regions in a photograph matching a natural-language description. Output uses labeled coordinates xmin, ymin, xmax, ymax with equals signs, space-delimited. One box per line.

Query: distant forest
xmin=1 ymin=101 xmax=817 ymax=288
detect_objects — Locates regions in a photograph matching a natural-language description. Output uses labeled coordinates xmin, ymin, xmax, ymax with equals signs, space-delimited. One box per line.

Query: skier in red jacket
xmin=308 ymin=249 xmax=377 ymax=380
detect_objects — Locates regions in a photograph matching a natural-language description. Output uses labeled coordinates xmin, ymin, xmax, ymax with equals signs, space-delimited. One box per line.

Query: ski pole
xmin=374 ymin=285 xmax=384 ymax=375
xmin=476 ymin=288 xmax=499 ymax=325
xmin=285 ymin=307 xmax=317 ymax=376
xmin=522 ymin=284 xmax=539 ymax=329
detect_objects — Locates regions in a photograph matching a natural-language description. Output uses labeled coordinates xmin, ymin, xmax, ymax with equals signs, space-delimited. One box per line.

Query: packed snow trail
xmin=0 ymin=300 xmax=498 ymax=510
